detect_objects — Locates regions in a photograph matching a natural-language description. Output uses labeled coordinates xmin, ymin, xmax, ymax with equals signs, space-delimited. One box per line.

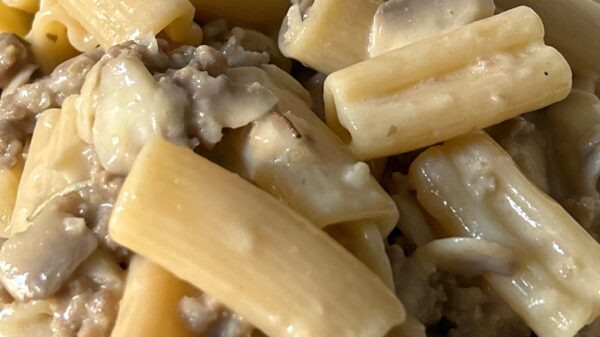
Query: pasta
xmin=0 ymin=159 xmax=23 ymax=238
xmin=57 ymin=0 xmax=202 ymax=49
xmin=189 ymin=0 xmax=289 ymax=33
xmin=324 ymin=6 xmax=572 ymax=160
xmin=326 ymin=221 xmax=395 ymax=290
xmin=110 ymin=256 xmax=197 ymax=337
xmin=26 ymin=0 xmax=80 ymax=73
xmin=0 ymin=1 xmax=598 ymax=337
xmin=10 ymin=98 xmax=91 ymax=235
xmin=109 ymin=137 xmax=406 ymax=337
xmin=409 ymin=131 xmax=600 ymax=337
xmin=213 ymin=65 xmax=399 ymax=234
xmin=0 ymin=2 xmax=31 ymax=37
xmin=278 ymin=0 xmax=382 ymax=74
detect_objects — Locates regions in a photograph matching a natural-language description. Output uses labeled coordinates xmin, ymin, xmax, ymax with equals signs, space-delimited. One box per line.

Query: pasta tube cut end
xmin=278 ymin=0 xmax=382 ymax=74
xmin=110 ymin=256 xmax=198 ymax=337
xmin=190 ymin=0 xmax=290 ymax=34
xmin=109 ymin=137 xmax=406 ymax=337
xmin=324 ymin=6 xmax=572 ymax=159
xmin=0 ymin=159 xmax=23 ymax=238
xmin=409 ymin=131 xmax=600 ymax=337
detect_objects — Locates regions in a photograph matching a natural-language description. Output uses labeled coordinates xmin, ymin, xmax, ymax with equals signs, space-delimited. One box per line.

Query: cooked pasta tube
xmin=111 ymin=256 xmax=197 ymax=337
xmin=0 ymin=300 xmax=53 ymax=337
xmin=495 ymin=0 xmax=600 ymax=78
xmin=0 ymin=159 xmax=23 ymax=238
xmin=57 ymin=0 xmax=202 ymax=49
xmin=278 ymin=0 xmax=382 ymax=74
xmin=0 ymin=2 xmax=32 ymax=37
xmin=190 ymin=0 xmax=289 ymax=34
xmin=324 ymin=6 xmax=572 ymax=159
xmin=26 ymin=1 xmax=80 ymax=73
xmin=109 ymin=138 xmax=406 ymax=337
xmin=10 ymin=98 xmax=91 ymax=235
xmin=326 ymin=221 xmax=394 ymax=290
xmin=2 ymin=0 xmax=37 ymax=13
xmin=409 ymin=131 xmax=600 ymax=337
xmin=213 ymin=65 xmax=398 ymax=234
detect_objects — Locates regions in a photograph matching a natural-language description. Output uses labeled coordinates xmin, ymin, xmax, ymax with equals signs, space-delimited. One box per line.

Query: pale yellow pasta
xmin=324 ymin=6 xmax=572 ymax=159
xmin=10 ymin=98 xmax=91 ymax=235
xmin=0 ymin=301 xmax=53 ymax=337
xmin=26 ymin=0 xmax=80 ymax=73
xmin=2 ymin=0 xmax=37 ymax=13
xmin=57 ymin=0 xmax=201 ymax=49
xmin=189 ymin=0 xmax=289 ymax=33
xmin=278 ymin=0 xmax=382 ymax=74
xmin=109 ymin=137 xmax=406 ymax=337
xmin=0 ymin=2 xmax=32 ymax=37
xmin=409 ymin=131 xmax=600 ymax=337
xmin=214 ymin=65 xmax=399 ymax=235
xmin=0 ymin=159 xmax=24 ymax=238
xmin=326 ymin=221 xmax=395 ymax=290
xmin=111 ymin=256 xmax=197 ymax=337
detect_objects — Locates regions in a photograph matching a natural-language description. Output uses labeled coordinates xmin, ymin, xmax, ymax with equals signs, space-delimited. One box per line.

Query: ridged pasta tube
xmin=495 ymin=0 xmax=600 ymax=79
xmin=111 ymin=256 xmax=197 ymax=337
xmin=213 ymin=65 xmax=398 ymax=235
xmin=109 ymin=138 xmax=406 ymax=337
xmin=326 ymin=221 xmax=394 ymax=290
xmin=409 ymin=131 xmax=600 ymax=337
xmin=278 ymin=0 xmax=382 ymax=74
xmin=57 ymin=0 xmax=202 ymax=49
xmin=0 ymin=159 xmax=23 ymax=238
xmin=324 ymin=6 xmax=572 ymax=159
xmin=369 ymin=0 xmax=495 ymax=57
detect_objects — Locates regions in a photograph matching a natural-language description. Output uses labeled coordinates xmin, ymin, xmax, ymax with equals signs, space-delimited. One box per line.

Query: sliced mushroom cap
xmin=369 ymin=0 xmax=495 ymax=57
xmin=0 ymin=210 xmax=97 ymax=301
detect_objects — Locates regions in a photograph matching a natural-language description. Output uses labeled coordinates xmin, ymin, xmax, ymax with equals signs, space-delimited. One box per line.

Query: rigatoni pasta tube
xmin=109 ymin=137 xmax=405 ymax=337
xmin=10 ymin=98 xmax=91 ymax=235
xmin=110 ymin=256 xmax=197 ymax=337
xmin=57 ymin=0 xmax=201 ymax=49
xmin=324 ymin=6 xmax=572 ymax=159
xmin=495 ymin=0 xmax=600 ymax=78
xmin=278 ymin=0 xmax=382 ymax=74
xmin=26 ymin=2 xmax=80 ymax=73
xmin=214 ymin=65 xmax=398 ymax=235
xmin=2 ymin=0 xmax=37 ymax=13
xmin=409 ymin=131 xmax=600 ymax=337
xmin=0 ymin=159 xmax=23 ymax=238
xmin=326 ymin=221 xmax=395 ymax=290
